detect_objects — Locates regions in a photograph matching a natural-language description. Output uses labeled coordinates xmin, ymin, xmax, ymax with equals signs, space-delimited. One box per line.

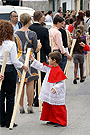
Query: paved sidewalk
xmin=0 ymin=60 xmax=90 ymax=135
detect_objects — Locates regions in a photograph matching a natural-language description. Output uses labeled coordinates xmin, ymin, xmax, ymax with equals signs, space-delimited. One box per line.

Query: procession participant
xmin=59 ymin=20 xmax=70 ymax=71
xmin=49 ymin=15 xmax=72 ymax=70
xmin=29 ymin=11 xmax=51 ymax=107
xmin=14 ymin=13 xmax=39 ymax=113
xmin=0 ymin=74 xmax=4 ymax=81
xmin=45 ymin=10 xmax=53 ymax=22
xmin=9 ymin=11 xmax=22 ymax=33
xmin=30 ymin=51 xmax=67 ymax=127
xmin=73 ymin=29 xmax=86 ymax=84
xmin=0 ymin=20 xmax=28 ymax=128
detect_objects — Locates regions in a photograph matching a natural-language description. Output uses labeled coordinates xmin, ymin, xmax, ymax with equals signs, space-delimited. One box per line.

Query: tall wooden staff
xmin=0 ymin=50 xmax=9 ymax=91
xmin=87 ymin=33 xmax=90 ymax=75
xmin=64 ymin=39 xmax=76 ymax=77
xmin=9 ymin=48 xmax=31 ymax=130
xmin=37 ymin=40 xmax=42 ymax=111
xmin=86 ymin=32 xmax=89 ymax=77
xmin=50 ymin=37 xmax=53 ymax=52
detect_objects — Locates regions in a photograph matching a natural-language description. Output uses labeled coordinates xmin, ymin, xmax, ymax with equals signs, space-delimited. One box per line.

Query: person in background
xmin=73 ymin=29 xmax=86 ymax=84
xmin=14 ymin=13 xmax=40 ymax=113
xmin=45 ymin=10 xmax=53 ymax=22
xmin=59 ymin=20 xmax=70 ymax=71
xmin=0 ymin=20 xmax=28 ymax=128
xmin=9 ymin=11 xmax=22 ymax=33
xmin=30 ymin=51 xmax=67 ymax=127
xmin=29 ymin=11 xmax=51 ymax=107
xmin=49 ymin=15 xmax=72 ymax=70
xmin=84 ymin=9 xmax=90 ymax=28
xmin=65 ymin=19 xmax=70 ymax=30
xmin=68 ymin=18 xmax=74 ymax=37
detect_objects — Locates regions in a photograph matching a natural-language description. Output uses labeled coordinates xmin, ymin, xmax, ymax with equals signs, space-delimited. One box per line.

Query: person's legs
xmin=73 ymin=63 xmax=78 ymax=84
xmin=80 ymin=63 xmax=85 ymax=82
xmin=5 ymin=66 xmax=17 ymax=127
xmin=59 ymin=55 xmax=67 ymax=71
xmin=74 ymin=63 xmax=78 ymax=79
xmin=0 ymin=81 xmax=6 ymax=127
xmin=26 ymin=80 xmax=34 ymax=112
xmin=17 ymin=82 xmax=25 ymax=107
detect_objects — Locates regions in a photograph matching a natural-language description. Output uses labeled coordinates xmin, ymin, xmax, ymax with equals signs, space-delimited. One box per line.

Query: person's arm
xmin=10 ymin=42 xmax=28 ymax=72
xmin=51 ymin=80 xmax=66 ymax=94
xmin=0 ymin=74 xmax=4 ymax=81
xmin=30 ymin=55 xmax=49 ymax=73
xmin=80 ymin=42 xmax=90 ymax=51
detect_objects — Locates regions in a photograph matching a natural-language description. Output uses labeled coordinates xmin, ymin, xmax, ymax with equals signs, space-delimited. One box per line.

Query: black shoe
xmin=6 ymin=123 xmax=18 ymax=128
xmin=0 ymin=123 xmax=6 ymax=127
xmin=80 ymin=79 xmax=85 ymax=83
xmin=46 ymin=122 xmax=55 ymax=125
xmin=54 ymin=123 xmax=66 ymax=127
xmin=73 ymin=79 xmax=77 ymax=84
xmin=13 ymin=123 xmax=18 ymax=127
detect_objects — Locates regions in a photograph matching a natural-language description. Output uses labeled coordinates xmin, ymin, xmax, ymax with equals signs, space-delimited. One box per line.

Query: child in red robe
xmin=30 ymin=51 xmax=67 ymax=127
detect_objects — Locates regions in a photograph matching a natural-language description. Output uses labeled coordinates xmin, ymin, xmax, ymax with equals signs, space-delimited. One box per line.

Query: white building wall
xmin=60 ymin=0 xmax=72 ymax=11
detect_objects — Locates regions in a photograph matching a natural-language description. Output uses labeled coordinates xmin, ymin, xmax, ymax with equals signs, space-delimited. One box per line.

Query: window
xmin=80 ymin=0 xmax=83 ymax=10
xmin=63 ymin=2 xmax=66 ymax=13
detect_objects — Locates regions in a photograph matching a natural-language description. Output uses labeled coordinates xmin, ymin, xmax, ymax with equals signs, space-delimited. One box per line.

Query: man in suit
xmin=29 ymin=11 xmax=51 ymax=106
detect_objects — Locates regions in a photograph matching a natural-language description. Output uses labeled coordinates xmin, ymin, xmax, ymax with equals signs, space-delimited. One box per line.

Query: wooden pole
xmin=37 ymin=40 xmax=42 ymax=112
xmin=0 ymin=50 xmax=9 ymax=91
xmin=50 ymin=37 xmax=53 ymax=52
xmin=87 ymin=33 xmax=90 ymax=75
xmin=64 ymin=39 xmax=76 ymax=77
xmin=9 ymin=48 xmax=31 ymax=130
xmin=86 ymin=33 xmax=89 ymax=77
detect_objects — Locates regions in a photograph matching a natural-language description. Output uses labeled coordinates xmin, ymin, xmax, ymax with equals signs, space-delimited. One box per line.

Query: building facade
xmin=0 ymin=0 xmax=90 ymax=13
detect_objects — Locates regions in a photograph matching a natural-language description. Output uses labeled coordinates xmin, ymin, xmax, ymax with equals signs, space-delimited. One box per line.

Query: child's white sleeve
xmin=52 ymin=80 xmax=66 ymax=94
xmin=31 ymin=59 xmax=49 ymax=73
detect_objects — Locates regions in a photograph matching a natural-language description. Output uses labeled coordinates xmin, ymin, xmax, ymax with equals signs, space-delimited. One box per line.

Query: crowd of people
xmin=0 ymin=7 xmax=90 ymax=128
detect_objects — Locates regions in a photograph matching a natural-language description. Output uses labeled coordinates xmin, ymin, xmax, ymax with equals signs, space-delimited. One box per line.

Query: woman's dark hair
xmin=20 ymin=13 xmax=31 ymax=26
xmin=53 ymin=15 xmax=64 ymax=24
xmin=74 ymin=12 xmax=85 ymax=28
xmin=75 ymin=29 xmax=82 ymax=40
xmin=0 ymin=20 xmax=14 ymax=45
xmin=48 ymin=51 xmax=62 ymax=64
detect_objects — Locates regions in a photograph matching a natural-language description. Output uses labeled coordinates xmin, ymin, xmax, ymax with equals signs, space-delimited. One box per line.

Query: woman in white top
xmin=0 ymin=20 xmax=28 ymax=128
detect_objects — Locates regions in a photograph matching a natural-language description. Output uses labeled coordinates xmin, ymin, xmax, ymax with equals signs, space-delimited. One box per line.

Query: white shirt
xmin=12 ymin=23 xmax=19 ymax=33
xmin=31 ymin=59 xmax=66 ymax=105
xmin=0 ymin=40 xmax=23 ymax=69
xmin=45 ymin=14 xmax=53 ymax=22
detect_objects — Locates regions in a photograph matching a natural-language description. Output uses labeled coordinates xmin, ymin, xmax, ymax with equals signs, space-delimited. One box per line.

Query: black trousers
xmin=0 ymin=65 xmax=17 ymax=127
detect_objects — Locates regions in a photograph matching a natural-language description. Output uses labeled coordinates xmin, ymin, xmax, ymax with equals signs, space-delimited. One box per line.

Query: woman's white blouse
xmin=31 ymin=59 xmax=66 ymax=105
xmin=0 ymin=40 xmax=23 ymax=68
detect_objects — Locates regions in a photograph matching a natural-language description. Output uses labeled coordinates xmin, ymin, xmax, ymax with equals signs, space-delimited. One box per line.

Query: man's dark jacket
xmin=29 ymin=23 xmax=51 ymax=63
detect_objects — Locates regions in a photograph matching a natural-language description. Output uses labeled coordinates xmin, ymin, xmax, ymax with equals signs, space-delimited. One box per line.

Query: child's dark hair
xmin=65 ymin=19 xmax=70 ymax=25
xmin=70 ymin=18 xmax=73 ymax=24
xmin=75 ymin=29 xmax=82 ymax=39
xmin=48 ymin=51 xmax=62 ymax=64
